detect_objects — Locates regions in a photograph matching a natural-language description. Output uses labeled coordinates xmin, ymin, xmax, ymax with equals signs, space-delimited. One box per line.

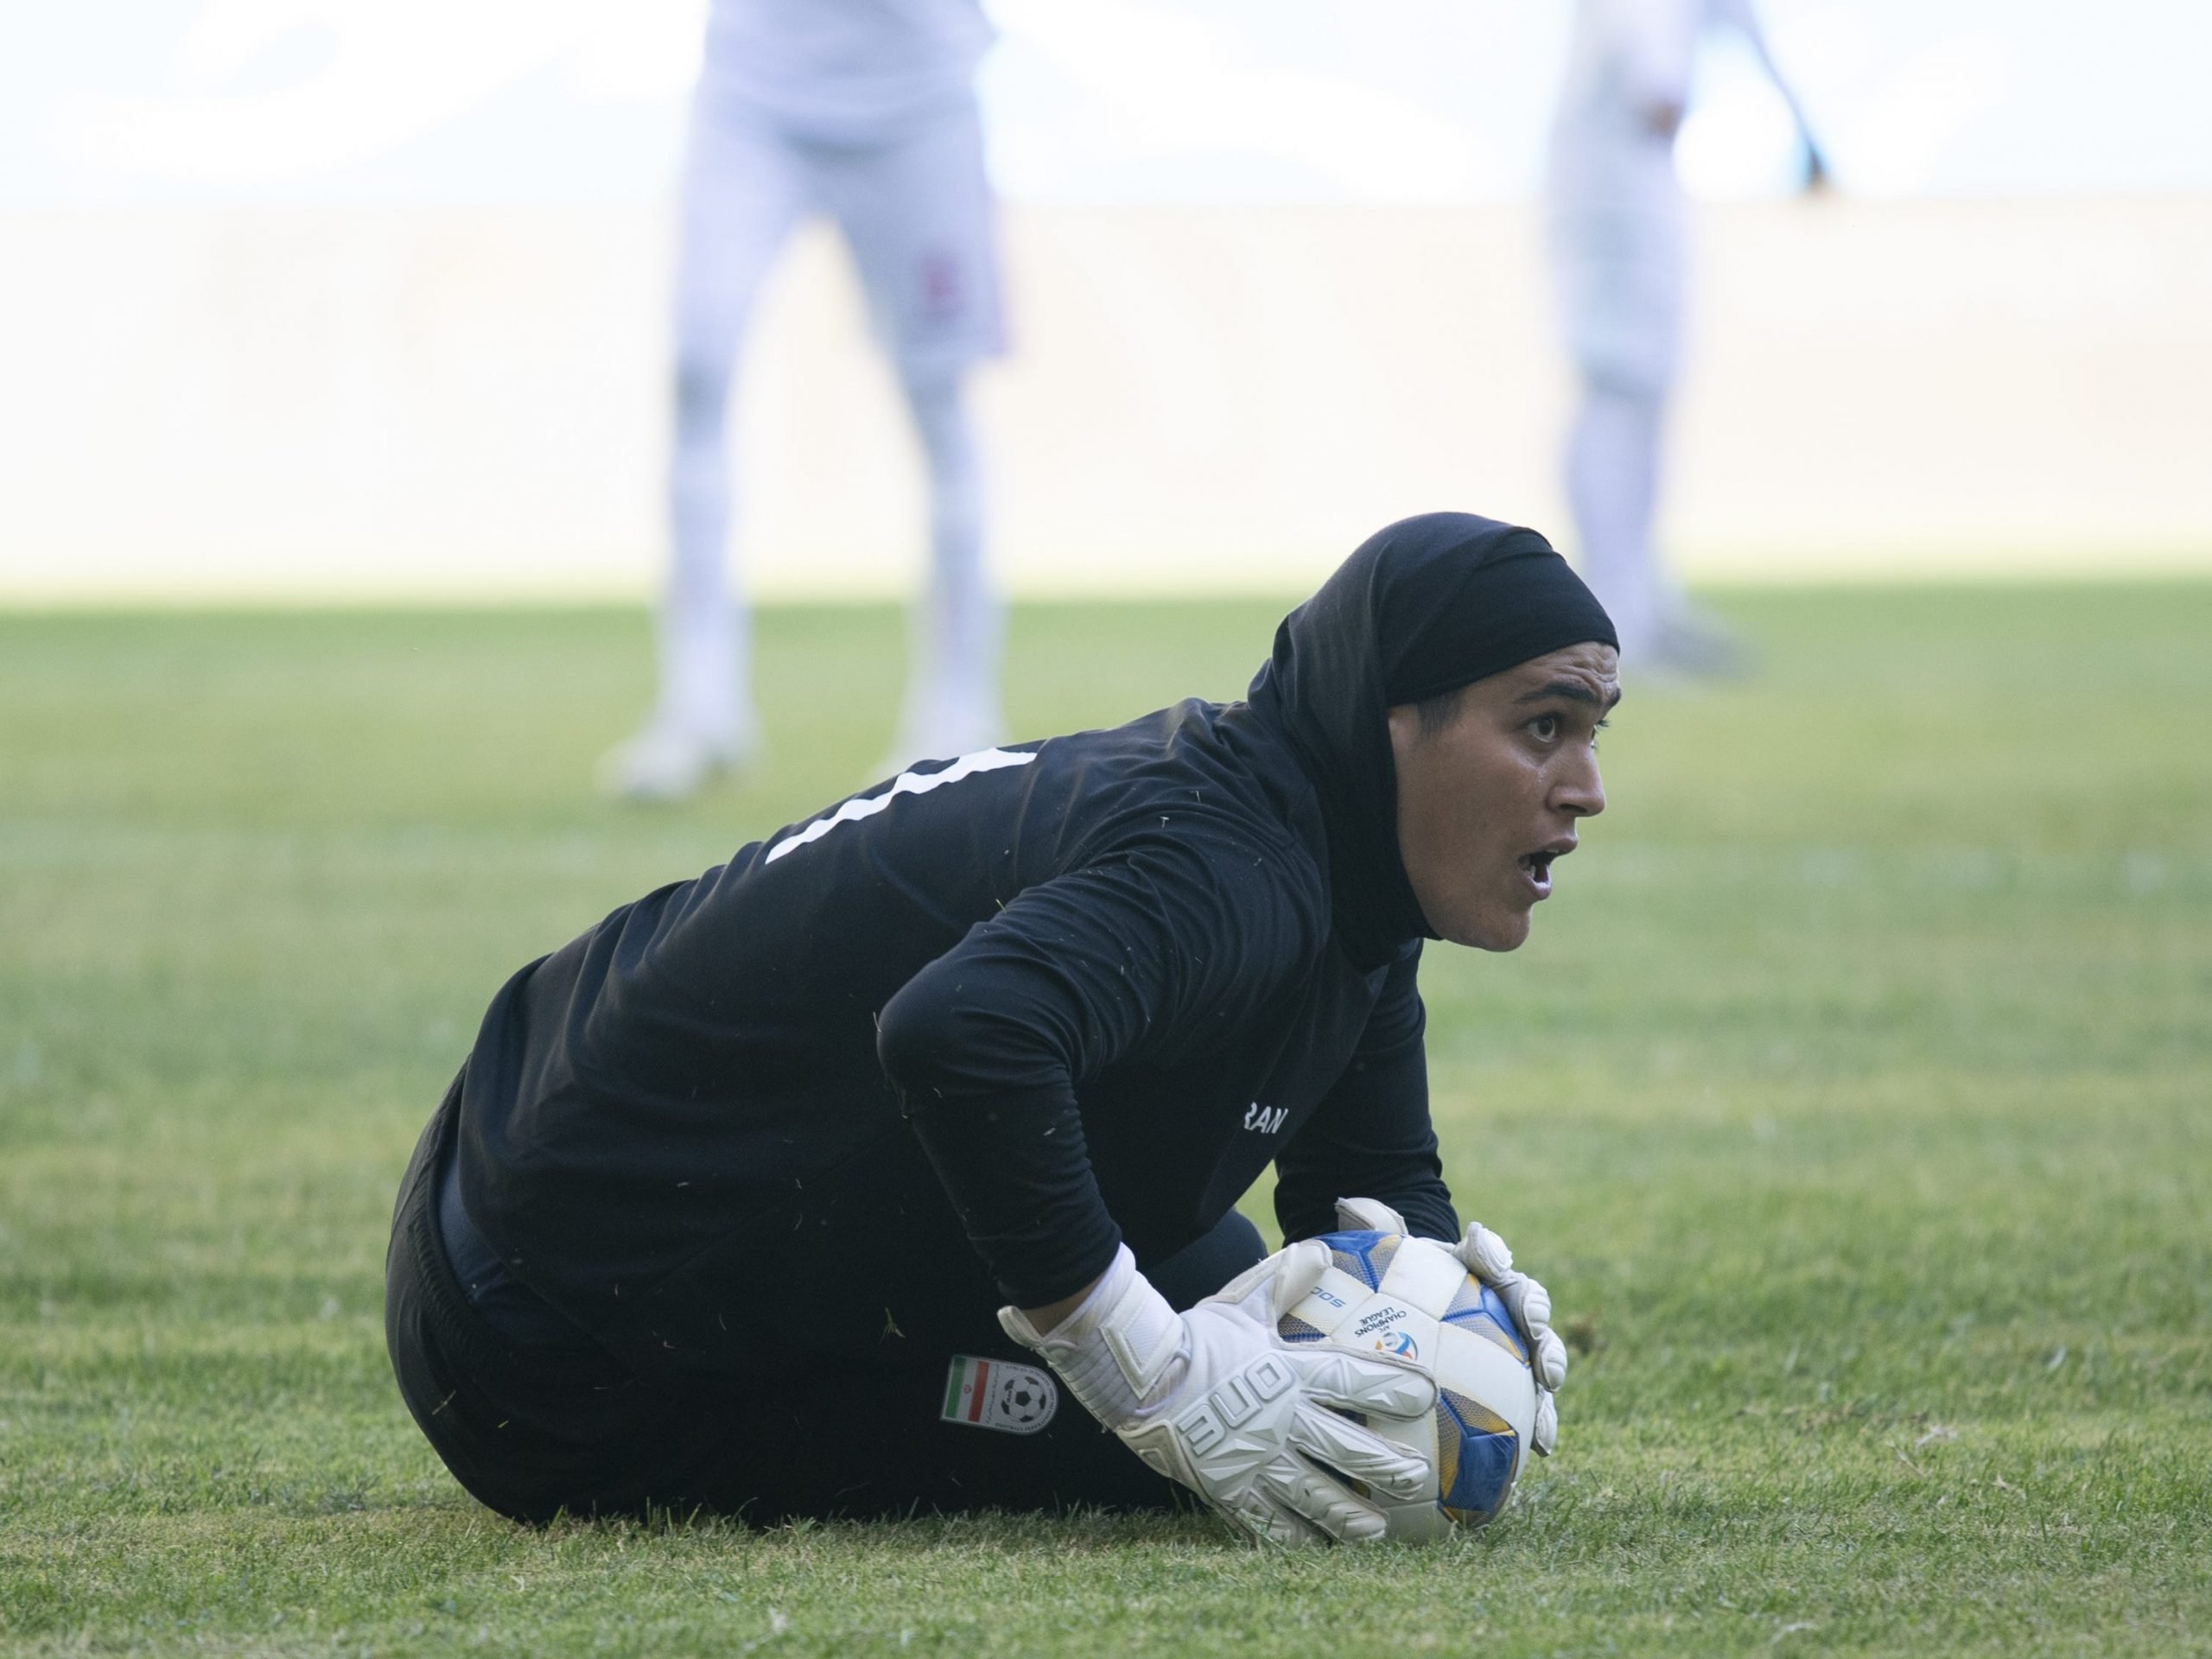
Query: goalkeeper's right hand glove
xmin=1000 ymin=1242 xmax=1437 ymax=1545
xmin=1335 ymin=1196 xmax=1568 ymax=1457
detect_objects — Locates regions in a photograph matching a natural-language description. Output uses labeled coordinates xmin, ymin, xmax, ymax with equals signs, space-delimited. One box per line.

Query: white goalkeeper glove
xmin=1000 ymin=1242 xmax=1438 ymax=1545
xmin=1334 ymin=1196 xmax=1568 ymax=1457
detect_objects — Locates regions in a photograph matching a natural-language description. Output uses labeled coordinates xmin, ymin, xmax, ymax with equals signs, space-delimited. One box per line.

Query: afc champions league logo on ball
xmin=1376 ymin=1329 xmax=1420 ymax=1362
xmin=1353 ymin=1300 xmax=1420 ymax=1363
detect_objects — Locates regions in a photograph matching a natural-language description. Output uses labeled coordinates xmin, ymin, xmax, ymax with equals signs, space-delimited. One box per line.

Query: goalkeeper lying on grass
xmin=386 ymin=512 xmax=1614 ymax=1542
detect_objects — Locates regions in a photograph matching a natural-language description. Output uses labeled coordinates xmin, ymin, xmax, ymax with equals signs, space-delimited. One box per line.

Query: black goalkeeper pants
xmin=385 ymin=1073 xmax=1265 ymax=1525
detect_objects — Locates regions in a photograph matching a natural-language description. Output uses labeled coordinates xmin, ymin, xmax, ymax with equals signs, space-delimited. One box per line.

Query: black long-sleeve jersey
xmin=452 ymin=696 xmax=1457 ymax=1376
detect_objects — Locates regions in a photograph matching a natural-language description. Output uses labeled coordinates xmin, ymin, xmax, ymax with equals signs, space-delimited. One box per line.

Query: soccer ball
xmin=1277 ymin=1230 xmax=1538 ymax=1539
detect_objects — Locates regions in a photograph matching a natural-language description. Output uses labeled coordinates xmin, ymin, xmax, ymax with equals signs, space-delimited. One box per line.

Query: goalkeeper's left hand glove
xmin=1000 ymin=1242 xmax=1437 ymax=1545
xmin=1334 ymin=1196 xmax=1568 ymax=1457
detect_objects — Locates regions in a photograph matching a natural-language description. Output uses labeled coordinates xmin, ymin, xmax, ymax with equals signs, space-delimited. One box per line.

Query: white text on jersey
xmin=1243 ymin=1102 xmax=1287 ymax=1135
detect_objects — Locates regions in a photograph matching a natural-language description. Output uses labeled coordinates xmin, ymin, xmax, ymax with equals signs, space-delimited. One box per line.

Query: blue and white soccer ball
xmin=1277 ymin=1229 xmax=1538 ymax=1539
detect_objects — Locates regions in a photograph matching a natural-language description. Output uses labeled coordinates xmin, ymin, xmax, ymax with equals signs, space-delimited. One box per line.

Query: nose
xmin=1555 ymin=748 xmax=1606 ymax=819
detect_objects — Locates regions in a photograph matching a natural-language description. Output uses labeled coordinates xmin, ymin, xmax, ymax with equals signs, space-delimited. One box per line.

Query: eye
xmin=1529 ymin=714 xmax=1561 ymax=742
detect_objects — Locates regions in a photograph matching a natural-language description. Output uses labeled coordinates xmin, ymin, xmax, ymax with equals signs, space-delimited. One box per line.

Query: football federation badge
xmin=942 ymin=1355 xmax=1058 ymax=1435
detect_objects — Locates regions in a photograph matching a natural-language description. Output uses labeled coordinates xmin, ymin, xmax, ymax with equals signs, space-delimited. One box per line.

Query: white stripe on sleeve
xmin=763 ymin=747 xmax=1037 ymax=865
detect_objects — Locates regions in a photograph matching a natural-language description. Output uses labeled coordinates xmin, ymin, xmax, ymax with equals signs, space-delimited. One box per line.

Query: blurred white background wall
xmin=3 ymin=0 xmax=2209 ymax=601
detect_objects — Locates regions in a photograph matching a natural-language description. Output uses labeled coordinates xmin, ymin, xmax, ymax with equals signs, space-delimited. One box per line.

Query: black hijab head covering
xmin=1246 ymin=512 xmax=1618 ymax=969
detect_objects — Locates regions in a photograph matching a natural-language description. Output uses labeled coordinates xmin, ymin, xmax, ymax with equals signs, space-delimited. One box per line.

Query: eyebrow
xmin=1516 ymin=680 xmax=1624 ymax=712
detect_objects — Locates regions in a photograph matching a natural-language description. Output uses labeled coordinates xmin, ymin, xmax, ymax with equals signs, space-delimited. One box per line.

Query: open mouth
xmin=1517 ymin=840 xmax=1576 ymax=899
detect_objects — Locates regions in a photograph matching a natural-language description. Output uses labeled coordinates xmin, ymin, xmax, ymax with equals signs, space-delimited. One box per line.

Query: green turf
xmin=2 ymin=587 xmax=2208 ymax=1656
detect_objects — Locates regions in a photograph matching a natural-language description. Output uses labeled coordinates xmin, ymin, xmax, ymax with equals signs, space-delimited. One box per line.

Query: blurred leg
xmin=816 ymin=103 xmax=1007 ymax=766
xmin=1568 ymin=374 xmax=1746 ymax=677
xmin=1566 ymin=378 xmax=1667 ymax=664
xmin=664 ymin=105 xmax=810 ymax=748
xmin=1550 ymin=197 xmax=1705 ymax=672
xmin=606 ymin=99 xmax=808 ymax=798
xmin=892 ymin=365 xmax=1004 ymax=764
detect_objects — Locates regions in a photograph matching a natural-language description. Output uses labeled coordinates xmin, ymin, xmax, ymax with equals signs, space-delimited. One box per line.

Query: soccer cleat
xmin=596 ymin=719 xmax=755 ymax=803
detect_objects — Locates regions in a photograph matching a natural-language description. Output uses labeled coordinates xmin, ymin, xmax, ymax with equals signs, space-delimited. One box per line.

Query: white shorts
xmin=675 ymin=92 xmax=1005 ymax=383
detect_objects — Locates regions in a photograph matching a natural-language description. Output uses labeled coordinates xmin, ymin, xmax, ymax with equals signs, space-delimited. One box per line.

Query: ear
xmin=1385 ymin=702 xmax=1421 ymax=759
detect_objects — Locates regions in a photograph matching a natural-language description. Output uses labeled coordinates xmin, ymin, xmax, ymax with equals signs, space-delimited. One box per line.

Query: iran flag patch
xmin=942 ymin=1355 xmax=1058 ymax=1435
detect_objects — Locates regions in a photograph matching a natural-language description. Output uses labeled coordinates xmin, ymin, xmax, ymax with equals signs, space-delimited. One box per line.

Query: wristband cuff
xmin=999 ymin=1244 xmax=1183 ymax=1427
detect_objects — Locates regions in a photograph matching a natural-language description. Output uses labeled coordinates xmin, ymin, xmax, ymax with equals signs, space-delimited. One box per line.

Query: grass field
xmin=3 ymin=586 xmax=2209 ymax=1656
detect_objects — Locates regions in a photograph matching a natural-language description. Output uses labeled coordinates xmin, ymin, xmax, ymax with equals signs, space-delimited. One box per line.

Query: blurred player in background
xmin=1547 ymin=0 xmax=1826 ymax=674
xmin=602 ymin=0 xmax=1007 ymax=800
